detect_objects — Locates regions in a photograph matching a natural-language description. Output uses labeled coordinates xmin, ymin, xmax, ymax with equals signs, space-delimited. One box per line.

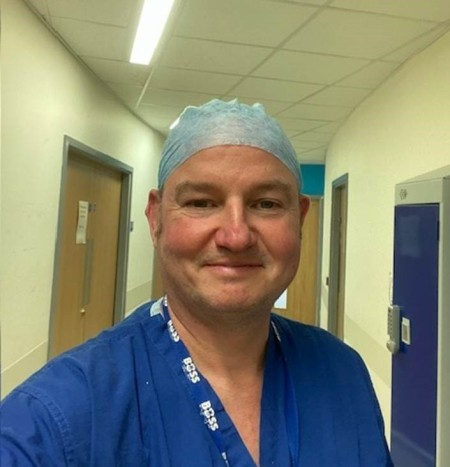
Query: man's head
xmin=157 ymin=99 xmax=303 ymax=193
xmin=146 ymin=99 xmax=309 ymax=321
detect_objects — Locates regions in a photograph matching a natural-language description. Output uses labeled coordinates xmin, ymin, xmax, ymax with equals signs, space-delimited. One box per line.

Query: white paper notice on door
xmin=274 ymin=290 xmax=287 ymax=309
xmin=76 ymin=200 xmax=89 ymax=244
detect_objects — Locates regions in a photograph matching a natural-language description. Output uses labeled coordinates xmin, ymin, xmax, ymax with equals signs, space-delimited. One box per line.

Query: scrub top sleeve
xmin=1 ymin=389 xmax=73 ymax=467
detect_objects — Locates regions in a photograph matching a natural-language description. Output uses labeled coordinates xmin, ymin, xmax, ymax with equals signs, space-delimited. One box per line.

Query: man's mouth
xmin=202 ymin=259 xmax=264 ymax=278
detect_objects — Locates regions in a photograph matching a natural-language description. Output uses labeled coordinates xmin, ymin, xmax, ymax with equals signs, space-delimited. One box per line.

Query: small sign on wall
xmin=274 ymin=290 xmax=287 ymax=309
xmin=76 ymin=200 xmax=89 ymax=244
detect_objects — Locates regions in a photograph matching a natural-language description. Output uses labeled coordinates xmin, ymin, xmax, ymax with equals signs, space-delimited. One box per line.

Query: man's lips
xmin=202 ymin=258 xmax=264 ymax=268
xmin=206 ymin=262 xmax=263 ymax=267
xmin=202 ymin=260 xmax=265 ymax=277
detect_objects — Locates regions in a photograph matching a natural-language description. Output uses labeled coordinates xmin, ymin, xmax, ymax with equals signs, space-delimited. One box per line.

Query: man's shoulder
xmin=1 ymin=301 xmax=162 ymax=465
xmin=271 ymin=313 xmax=341 ymax=345
xmin=49 ymin=300 xmax=153 ymax=361
xmin=271 ymin=313 xmax=365 ymax=367
xmin=7 ymin=301 xmax=157 ymax=402
xmin=272 ymin=313 xmax=376 ymax=403
xmin=73 ymin=298 xmax=155 ymax=345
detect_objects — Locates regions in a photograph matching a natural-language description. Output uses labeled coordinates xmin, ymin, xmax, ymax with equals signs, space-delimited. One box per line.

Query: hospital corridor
xmin=1 ymin=1 xmax=450 ymax=465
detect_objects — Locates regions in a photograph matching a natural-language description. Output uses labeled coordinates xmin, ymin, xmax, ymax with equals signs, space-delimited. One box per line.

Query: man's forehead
xmin=173 ymin=179 xmax=295 ymax=195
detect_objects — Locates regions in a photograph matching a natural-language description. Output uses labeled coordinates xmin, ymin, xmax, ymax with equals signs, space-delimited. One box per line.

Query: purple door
xmin=391 ymin=204 xmax=439 ymax=467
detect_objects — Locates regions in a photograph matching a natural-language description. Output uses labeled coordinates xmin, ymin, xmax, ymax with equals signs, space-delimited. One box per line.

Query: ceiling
xmin=25 ymin=0 xmax=450 ymax=164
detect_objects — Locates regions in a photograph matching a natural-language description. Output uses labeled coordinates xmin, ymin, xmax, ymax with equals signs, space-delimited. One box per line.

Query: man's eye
xmin=186 ymin=199 xmax=214 ymax=208
xmin=256 ymin=200 xmax=279 ymax=209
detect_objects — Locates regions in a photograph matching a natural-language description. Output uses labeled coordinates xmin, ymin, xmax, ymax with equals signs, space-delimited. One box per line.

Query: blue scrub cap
xmin=158 ymin=99 xmax=302 ymax=192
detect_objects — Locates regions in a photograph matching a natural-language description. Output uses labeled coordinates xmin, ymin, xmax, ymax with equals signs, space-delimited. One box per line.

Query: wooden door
xmin=50 ymin=151 xmax=122 ymax=357
xmin=274 ymin=198 xmax=321 ymax=324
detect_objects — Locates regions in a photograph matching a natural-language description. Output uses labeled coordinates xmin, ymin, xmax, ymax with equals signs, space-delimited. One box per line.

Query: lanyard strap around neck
xmin=161 ymin=299 xmax=230 ymax=466
xmin=159 ymin=299 xmax=299 ymax=466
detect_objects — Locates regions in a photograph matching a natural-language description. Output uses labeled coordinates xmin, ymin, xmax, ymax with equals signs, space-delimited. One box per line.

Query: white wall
xmin=1 ymin=0 xmax=164 ymax=395
xmin=321 ymin=31 xmax=450 ymax=437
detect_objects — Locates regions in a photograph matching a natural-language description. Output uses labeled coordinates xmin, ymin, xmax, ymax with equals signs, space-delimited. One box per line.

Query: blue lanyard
xmin=268 ymin=322 xmax=300 ymax=466
xmin=158 ymin=298 xmax=299 ymax=466
xmin=280 ymin=331 xmax=300 ymax=465
xmin=161 ymin=299 xmax=230 ymax=465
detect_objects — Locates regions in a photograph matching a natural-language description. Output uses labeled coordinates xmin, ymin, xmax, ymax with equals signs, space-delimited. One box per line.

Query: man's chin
xmin=195 ymin=291 xmax=276 ymax=319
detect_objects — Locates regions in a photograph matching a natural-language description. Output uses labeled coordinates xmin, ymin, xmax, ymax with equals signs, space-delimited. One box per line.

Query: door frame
xmin=327 ymin=173 xmax=348 ymax=338
xmin=48 ymin=136 xmax=133 ymax=358
xmin=315 ymin=196 xmax=324 ymax=327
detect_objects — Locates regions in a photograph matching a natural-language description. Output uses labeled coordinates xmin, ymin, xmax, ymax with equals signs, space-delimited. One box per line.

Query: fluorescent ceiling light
xmin=130 ymin=0 xmax=175 ymax=65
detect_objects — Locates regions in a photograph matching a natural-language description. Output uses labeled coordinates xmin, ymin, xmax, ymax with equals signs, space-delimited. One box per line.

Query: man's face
xmin=146 ymin=145 xmax=309 ymax=320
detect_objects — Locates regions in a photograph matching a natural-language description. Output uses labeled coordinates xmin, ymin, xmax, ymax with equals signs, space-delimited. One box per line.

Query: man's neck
xmin=166 ymin=297 xmax=269 ymax=466
xmin=166 ymin=298 xmax=270 ymax=380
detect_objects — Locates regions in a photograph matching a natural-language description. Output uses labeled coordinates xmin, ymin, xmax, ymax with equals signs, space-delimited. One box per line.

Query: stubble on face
xmin=147 ymin=147 xmax=308 ymax=325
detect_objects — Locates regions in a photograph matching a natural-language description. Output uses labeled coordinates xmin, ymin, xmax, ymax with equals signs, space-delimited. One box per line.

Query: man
xmin=1 ymin=99 xmax=393 ymax=466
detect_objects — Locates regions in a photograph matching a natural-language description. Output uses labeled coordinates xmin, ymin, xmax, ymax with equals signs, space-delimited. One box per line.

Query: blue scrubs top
xmin=1 ymin=301 xmax=393 ymax=466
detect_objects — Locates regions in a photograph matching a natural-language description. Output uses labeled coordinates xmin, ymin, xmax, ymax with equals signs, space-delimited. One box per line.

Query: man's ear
xmin=145 ymin=189 xmax=162 ymax=245
xmin=299 ymin=195 xmax=310 ymax=227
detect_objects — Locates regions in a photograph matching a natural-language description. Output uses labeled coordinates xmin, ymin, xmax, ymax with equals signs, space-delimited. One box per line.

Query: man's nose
xmin=214 ymin=203 xmax=257 ymax=251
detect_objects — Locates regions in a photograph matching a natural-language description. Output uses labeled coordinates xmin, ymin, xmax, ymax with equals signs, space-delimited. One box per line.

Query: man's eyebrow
xmin=174 ymin=181 xmax=217 ymax=197
xmin=174 ymin=180 xmax=295 ymax=198
xmin=251 ymin=180 xmax=295 ymax=198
